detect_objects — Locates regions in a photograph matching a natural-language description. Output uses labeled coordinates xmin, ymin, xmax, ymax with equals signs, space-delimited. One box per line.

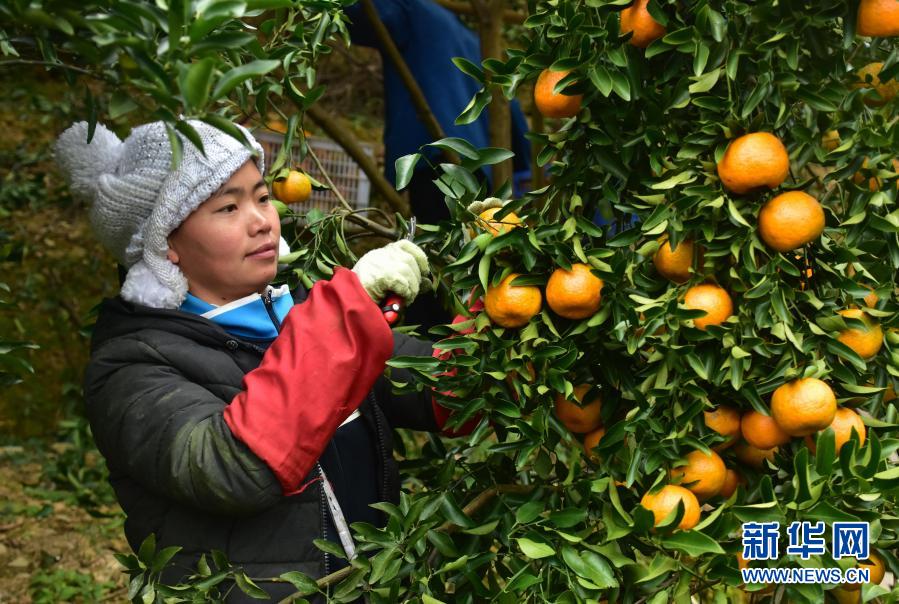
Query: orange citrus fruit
xmin=546 ymin=263 xmax=603 ymax=319
xmin=770 ymin=378 xmax=837 ymax=437
xmin=683 ymin=283 xmax=733 ymax=329
xmin=669 ymin=449 xmax=727 ymax=501
xmin=830 ymin=586 xmax=860 ymax=604
xmin=805 ymin=406 xmax=866 ymax=454
xmin=854 ymin=62 xmax=899 ymax=106
xmin=554 ymin=384 xmax=602 ymax=434
xmin=653 ymin=237 xmax=701 ymax=283
xmin=857 ymin=0 xmax=899 ymax=37
xmin=717 ymin=132 xmax=790 ymax=194
xmin=474 ymin=207 xmax=522 ymax=237
xmin=837 ymin=309 xmax=883 ymax=360
xmin=534 ymin=69 xmax=582 ymax=118
xmin=272 ymin=170 xmax=312 ymax=203
xmin=843 ymin=552 xmax=886 ymax=591
xmin=583 ymin=426 xmax=606 ymax=460
xmin=822 ymin=129 xmax=841 ymax=152
xmin=734 ymin=441 xmax=777 ymax=469
xmin=718 ymin=468 xmax=743 ymax=499
xmin=863 ymin=285 xmax=880 ymax=308
xmin=484 ymin=273 xmax=542 ymax=328
xmin=619 ymin=0 xmax=666 ymax=48
xmin=741 ymin=410 xmax=792 ymax=450
xmin=640 ymin=485 xmax=701 ymax=531
xmin=703 ymin=405 xmax=741 ymax=450
xmin=758 ymin=191 xmax=825 ymax=252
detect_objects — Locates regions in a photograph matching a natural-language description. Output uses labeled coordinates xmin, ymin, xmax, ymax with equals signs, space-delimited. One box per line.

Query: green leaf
xmin=651 ymin=171 xmax=696 ymax=190
xmin=516 ymin=537 xmax=555 ymax=559
xmin=610 ymin=70 xmax=631 ymax=101
xmin=233 ymin=572 xmax=270 ymax=599
xmin=452 ymin=57 xmax=485 ymax=83
xmin=313 ymin=539 xmax=347 ymax=560
xmin=815 ymin=428 xmax=836 ymax=475
xmin=137 ymin=534 xmax=156 ymax=567
xmin=561 ymin=546 xmax=619 ymax=589
xmin=660 ymin=531 xmax=725 ymax=556
xmin=590 ymin=65 xmax=613 ymax=97
xmin=806 ymin=502 xmax=861 ymax=523
xmin=516 ymin=500 xmax=544 ymax=524
xmin=211 ymin=59 xmax=279 ymax=100
xmin=279 ymin=571 xmax=319 ymax=595
xmin=387 ymin=356 xmax=439 ymax=370
xmin=427 ymin=137 xmax=479 ymax=160
xmin=150 ymin=546 xmax=182 ymax=573
xmin=441 ymin=493 xmax=475 ymax=528
xmin=476 ymin=147 xmax=515 ymax=165
xmin=688 ymin=67 xmax=721 ymax=94
xmin=394 ymin=153 xmax=422 ymax=190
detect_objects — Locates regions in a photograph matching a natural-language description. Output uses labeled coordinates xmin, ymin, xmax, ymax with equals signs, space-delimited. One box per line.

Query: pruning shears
xmin=381 ymin=216 xmax=417 ymax=326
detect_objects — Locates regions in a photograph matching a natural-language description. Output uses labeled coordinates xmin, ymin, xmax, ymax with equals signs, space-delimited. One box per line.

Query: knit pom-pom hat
xmin=55 ymin=120 xmax=266 ymax=309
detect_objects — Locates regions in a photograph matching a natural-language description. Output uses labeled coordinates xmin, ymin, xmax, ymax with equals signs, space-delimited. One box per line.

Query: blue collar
xmin=179 ymin=285 xmax=293 ymax=342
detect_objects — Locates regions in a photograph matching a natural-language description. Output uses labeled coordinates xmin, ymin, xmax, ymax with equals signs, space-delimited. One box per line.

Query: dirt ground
xmin=0 ymin=446 xmax=129 ymax=603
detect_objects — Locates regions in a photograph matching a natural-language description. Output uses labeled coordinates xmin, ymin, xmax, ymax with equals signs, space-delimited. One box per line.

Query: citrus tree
xmin=4 ymin=0 xmax=899 ymax=603
xmin=383 ymin=1 xmax=899 ymax=602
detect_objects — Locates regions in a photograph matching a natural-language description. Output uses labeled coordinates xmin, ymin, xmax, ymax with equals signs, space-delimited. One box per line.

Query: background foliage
xmin=2 ymin=0 xmax=899 ymax=602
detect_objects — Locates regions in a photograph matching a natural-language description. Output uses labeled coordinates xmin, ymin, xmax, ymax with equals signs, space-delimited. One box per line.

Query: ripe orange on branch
xmin=770 ymin=378 xmax=837 ymax=437
xmin=534 ymin=69 xmax=582 ymax=118
xmin=272 ymin=170 xmax=312 ymax=203
xmin=653 ymin=237 xmax=701 ymax=284
xmin=619 ymin=0 xmax=666 ymax=48
xmin=805 ymin=407 xmax=866 ymax=454
xmin=546 ymin=263 xmax=603 ymax=319
xmin=718 ymin=468 xmax=743 ymax=499
xmin=669 ymin=449 xmax=727 ymax=501
xmin=583 ymin=426 xmax=606 ymax=460
xmin=741 ymin=410 xmax=792 ymax=450
xmin=758 ymin=191 xmax=825 ymax=252
xmin=837 ymin=309 xmax=883 ymax=360
xmin=640 ymin=485 xmax=700 ymax=531
xmin=554 ymin=384 xmax=602 ymax=434
xmin=473 ymin=207 xmax=522 ymax=237
xmin=845 ymin=552 xmax=886 ymax=590
xmin=734 ymin=442 xmax=777 ymax=469
xmin=703 ymin=405 xmax=741 ymax=450
xmin=716 ymin=132 xmax=790 ymax=194
xmin=857 ymin=0 xmax=899 ymax=37
xmin=484 ymin=274 xmax=542 ymax=328
xmin=854 ymin=62 xmax=899 ymax=106
xmin=683 ymin=283 xmax=733 ymax=329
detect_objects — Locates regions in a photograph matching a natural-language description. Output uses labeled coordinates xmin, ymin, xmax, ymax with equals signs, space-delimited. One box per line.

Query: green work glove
xmin=466 ymin=197 xmax=507 ymax=217
xmin=352 ymin=240 xmax=431 ymax=305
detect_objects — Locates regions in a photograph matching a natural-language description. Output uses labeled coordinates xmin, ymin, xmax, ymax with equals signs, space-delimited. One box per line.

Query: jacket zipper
xmin=262 ymin=288 xmax=282 ymax=332
xmin=369 ymin=393 xmax=390 ymax=499
xmin=318 ymin=462 xmax=330 ymax=576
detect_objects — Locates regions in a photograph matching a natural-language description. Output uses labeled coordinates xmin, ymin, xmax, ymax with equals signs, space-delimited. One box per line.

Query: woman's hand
xmin=352 ymin=240 xmax=430 ymax=305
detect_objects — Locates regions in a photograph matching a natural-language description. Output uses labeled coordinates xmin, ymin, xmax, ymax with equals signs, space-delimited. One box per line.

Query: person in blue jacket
xmin=344 ymin=0 xmax=533 ymax=331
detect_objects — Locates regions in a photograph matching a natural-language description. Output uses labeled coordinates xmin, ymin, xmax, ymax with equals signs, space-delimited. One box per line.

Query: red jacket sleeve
xmin=431 ymin=297 xmax=484 ymax=437
xmin=223 ymin=267 xmax=393 ymax=494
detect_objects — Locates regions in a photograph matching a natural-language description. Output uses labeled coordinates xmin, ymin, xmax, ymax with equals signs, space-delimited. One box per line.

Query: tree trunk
xmin=478 ymin=0 xmax=512 ymax=193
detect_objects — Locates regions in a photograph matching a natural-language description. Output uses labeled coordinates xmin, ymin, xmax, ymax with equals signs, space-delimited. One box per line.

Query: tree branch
xmin=303 ymin=103 xmax=409 ymax=215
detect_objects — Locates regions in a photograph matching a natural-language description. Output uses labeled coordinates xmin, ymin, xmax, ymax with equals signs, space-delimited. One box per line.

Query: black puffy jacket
xmin=83 ymin=282 xmax=437 ymax=602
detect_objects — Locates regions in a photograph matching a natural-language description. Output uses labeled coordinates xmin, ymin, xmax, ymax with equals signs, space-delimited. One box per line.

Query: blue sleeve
xmin=344 ymin=0 xmax=413 ymax=49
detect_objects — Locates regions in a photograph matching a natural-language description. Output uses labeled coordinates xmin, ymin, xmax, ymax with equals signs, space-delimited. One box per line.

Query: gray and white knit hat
xmin=55 ymin=119 xmax=267 ymax=309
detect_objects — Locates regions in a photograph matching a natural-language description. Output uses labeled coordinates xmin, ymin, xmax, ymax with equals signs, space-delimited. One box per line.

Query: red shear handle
xmin=381 ymin=293 xmax=405 ymax=325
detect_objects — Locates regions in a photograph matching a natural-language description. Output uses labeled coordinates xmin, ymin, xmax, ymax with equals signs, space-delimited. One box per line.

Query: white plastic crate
xmin=254 ymin=129 xmax=374 ymax=213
